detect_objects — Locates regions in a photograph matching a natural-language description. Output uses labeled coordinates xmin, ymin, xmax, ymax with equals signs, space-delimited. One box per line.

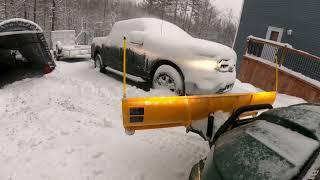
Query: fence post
xmin=244 ymin=37 xmax=250 ymax=55
xmin=280 ymin=45 xmax=288 ymax=67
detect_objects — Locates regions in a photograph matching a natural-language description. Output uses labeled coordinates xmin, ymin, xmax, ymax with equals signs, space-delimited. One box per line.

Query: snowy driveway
xmin=0 ymin=60 xmax=305 ymax=180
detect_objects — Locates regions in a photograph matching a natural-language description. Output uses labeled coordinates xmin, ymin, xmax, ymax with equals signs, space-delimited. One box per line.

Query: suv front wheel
xmin=152 ymin=65 xmax=184 ymax=95
xmin=94 ymin=54 xmax=105 ymax=73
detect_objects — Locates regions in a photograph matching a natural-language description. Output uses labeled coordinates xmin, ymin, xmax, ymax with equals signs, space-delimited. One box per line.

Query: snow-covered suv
xmin=91 ymin=18 xmax=237 ymax=95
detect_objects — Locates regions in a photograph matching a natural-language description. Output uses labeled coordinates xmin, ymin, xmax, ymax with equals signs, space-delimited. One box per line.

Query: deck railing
xmin=245 ymin=36 xmax=320 ymax=82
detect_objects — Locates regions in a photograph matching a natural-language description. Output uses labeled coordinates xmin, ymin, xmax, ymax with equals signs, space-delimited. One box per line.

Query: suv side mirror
xmin=128 ymin=31 xmax=144 ymax=46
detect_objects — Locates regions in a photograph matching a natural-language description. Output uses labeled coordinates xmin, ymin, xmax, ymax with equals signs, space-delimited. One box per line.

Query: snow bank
xmin=0 ymin=61 xmax=208 ymax=180
xmin=230 ymin=79 xmax=260 ymax=93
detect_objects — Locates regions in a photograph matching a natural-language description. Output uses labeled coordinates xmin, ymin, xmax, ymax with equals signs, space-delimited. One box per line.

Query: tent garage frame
xmin=0 ymin=18 xmax=55 ymax=74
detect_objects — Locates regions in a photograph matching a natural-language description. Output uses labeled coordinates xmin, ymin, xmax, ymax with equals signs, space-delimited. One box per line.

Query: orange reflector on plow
xmin=122 ymin=91 xmax=276 ymax=133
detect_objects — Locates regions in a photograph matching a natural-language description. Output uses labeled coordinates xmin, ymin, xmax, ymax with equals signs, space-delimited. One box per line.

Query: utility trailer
xmin=51 ymin=30 xmax=91 ymax=61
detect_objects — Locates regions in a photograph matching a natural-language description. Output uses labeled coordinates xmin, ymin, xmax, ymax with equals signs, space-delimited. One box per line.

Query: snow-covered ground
xmin=0 ymin=60 xmax=306 ymax=180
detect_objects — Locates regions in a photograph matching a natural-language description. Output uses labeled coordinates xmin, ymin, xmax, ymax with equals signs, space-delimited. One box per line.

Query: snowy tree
xmin=172 ymin=0 xmax=179 ymax=23
xmin=140 ymin=0 xmax=237 ymax=46
xmin=218 ymin=9 xmax=237 ymax=46
xmin=32 ymin=0 xmax=36 ymax=22
xmin=0 ymin=0 xmax=7 ymax=20
xmin=0 ymin=0 xmax=238 ymax=47
xmin=51 ymin=0 xmax=56 ymax=30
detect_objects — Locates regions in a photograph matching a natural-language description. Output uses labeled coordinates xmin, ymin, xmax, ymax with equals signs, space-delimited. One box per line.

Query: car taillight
xmin=43 ymin=64 xmax=54 ymax=74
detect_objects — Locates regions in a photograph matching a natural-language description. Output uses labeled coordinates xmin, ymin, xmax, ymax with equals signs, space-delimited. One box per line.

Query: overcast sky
xmin=129 ymin=0 xmax=244 ymax=19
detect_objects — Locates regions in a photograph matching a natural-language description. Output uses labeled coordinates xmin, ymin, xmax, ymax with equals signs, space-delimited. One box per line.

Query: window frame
xmin=266 ymin=26 xmax=284 ymax=42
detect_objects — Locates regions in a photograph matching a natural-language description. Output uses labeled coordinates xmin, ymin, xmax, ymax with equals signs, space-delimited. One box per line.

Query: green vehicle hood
xmin=202 ymin=104 xmax=320 ymax=180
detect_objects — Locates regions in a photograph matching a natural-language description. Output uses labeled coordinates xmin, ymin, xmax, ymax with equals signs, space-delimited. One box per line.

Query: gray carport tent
xmin=0 ymin=18 xmax=55 ymax=74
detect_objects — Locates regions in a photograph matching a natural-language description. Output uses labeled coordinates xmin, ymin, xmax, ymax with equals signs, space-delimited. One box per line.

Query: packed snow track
xmin=0 ymin=60 xmax=306 ymax=180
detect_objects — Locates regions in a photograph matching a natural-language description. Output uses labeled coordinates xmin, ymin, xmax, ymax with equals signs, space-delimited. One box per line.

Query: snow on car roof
xmin=97 ymin=17 xmax=237 ymax=64
xmin=114 ymin=18 xmax=191 ymax=38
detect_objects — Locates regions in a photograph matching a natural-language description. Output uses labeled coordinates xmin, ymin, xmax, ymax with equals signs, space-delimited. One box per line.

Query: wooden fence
xmin=238 ymin=36 xmax=320 ymax=103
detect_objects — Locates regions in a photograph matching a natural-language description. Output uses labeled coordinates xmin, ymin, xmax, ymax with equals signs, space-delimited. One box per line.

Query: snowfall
xmin=0 ymin=60 xmax=307 ymax=180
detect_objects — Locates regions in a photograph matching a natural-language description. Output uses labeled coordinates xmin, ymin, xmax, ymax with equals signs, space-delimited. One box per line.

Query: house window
xmin=266 ymin=26 xmax=283 ymax=42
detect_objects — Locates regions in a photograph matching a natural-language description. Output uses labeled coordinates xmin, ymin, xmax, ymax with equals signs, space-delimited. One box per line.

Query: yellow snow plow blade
xmin=122 ymin=91 xmax=276 ymax=132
